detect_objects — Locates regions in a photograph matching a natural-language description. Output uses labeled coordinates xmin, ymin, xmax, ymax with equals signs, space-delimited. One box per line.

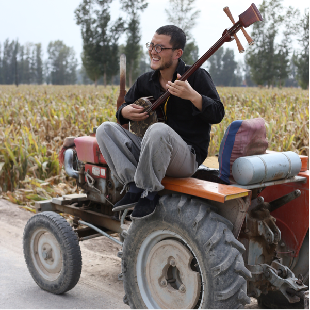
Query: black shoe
xmin=131 ymin=195 xmax=160 ymax=219
xmin=112 ymin=191 xmax=141 ymax=211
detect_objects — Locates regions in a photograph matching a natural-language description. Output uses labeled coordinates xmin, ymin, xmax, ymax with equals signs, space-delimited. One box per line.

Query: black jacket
xmin=116 ymin=59 xmax=225 ymax=166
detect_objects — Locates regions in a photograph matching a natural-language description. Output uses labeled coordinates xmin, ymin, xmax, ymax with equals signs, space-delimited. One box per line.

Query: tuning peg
xmin=223 ymin=6 xmax=254 ymax=46
xmin=234 ymin=34 xmax=245 ymax=53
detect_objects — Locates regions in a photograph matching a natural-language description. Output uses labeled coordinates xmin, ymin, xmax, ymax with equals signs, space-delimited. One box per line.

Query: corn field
xmin=0 ymin=85 xmax=308 ymax=208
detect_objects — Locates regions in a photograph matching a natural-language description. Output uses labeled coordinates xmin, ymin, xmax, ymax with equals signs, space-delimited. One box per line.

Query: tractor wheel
xmin=23 ymin=211 xmax=82 ymax=294
xmin=121 ymin=194 xmax=251 ymax=309
xmin=257 ymin=231 xmax=309 ymax=309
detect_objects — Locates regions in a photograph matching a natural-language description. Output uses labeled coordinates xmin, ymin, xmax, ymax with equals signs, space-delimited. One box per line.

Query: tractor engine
xmin=63 ymin=135 xmax=124 ymax=214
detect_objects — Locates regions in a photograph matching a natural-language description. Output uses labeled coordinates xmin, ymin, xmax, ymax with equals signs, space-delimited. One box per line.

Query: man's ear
xmin=174 ymin=48 xmax=183 ymax=60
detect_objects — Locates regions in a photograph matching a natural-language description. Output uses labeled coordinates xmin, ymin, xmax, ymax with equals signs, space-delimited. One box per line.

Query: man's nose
xmin=151 ymin=47 xmax=158 ymax=55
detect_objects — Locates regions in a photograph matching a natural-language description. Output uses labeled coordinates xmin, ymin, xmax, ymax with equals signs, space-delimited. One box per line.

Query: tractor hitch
xmin=247 ymin=261 xmax=308 ymax=303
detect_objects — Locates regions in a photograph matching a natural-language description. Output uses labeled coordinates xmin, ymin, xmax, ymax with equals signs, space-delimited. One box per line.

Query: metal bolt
xmin=264 ymin=270 xmax=270 ymax=279
xmin=170 ymin=259 xmax=176 ymax=267
xmin=179 ymin=284 xmax=186 ymax=293
xmin=258 ymin=197 xmax=264 ymax=203
xmin=280 ymin=242 xmax=285 ymax=247
xmin=296 ymin=274 xmax=303 ymax=286
xmin=160 ymin=280 xmax=167 ymax=287
xmin=295 ymin=190 xmax=301 ymax=197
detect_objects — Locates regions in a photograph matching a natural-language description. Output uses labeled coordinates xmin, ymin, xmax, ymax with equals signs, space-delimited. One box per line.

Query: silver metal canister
xmin=232 ymin=151 xmax=302 ymax=185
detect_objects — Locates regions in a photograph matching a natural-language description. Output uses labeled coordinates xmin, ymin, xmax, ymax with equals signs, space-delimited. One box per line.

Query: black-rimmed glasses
xmin=146 ymin=42 xmax=174 ymax=53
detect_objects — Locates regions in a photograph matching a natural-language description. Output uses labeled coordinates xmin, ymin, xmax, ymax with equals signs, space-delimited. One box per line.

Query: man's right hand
xmin=121 ymin=104 xmax=149 ymax=121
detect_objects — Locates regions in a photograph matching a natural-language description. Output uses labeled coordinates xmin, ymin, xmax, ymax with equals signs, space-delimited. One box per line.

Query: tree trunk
xmin=103 ymin=72 xmax=107 ymax=87
xmin=14 ymin=56 xmax=19 ymax=87
xmin=94 ymin=78 xmax=97 ymax=87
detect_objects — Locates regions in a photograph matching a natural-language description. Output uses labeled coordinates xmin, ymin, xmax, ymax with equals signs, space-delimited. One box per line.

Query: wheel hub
xmin=30 ymin=229 xmax=62 ymax=281
xmin=145 ymin=239 xmax=201 ymax=309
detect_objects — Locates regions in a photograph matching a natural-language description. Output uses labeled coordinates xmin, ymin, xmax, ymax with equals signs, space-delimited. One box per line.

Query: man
xmin=96 ymin=25 xmax=224 ymax=218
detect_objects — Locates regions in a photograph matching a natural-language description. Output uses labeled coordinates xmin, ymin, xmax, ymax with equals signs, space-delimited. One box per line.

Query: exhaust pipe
xmin=63 ymin=149 xmax=79 ymax=179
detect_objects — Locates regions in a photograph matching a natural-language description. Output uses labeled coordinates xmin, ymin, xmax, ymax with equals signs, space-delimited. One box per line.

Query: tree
xmin=46 ymin=40 xmax=77 ymax=85
xmin=36 ymin=43 xmax=43 ymax=84
xmin=75 ymin=0 xmax=124 ymax=86
xmin=294 ymin=9 xmax=309 ymax=89
xmin=284 ymin=52 xmax=298 ymax=87
xmin=208 ymin=46 xmax=241 ymax=86
xmin=2 ymin=39 xmax=15 ymax=84
xmin=245 ymin=0 xmax=298 ymax=87
xmin=18 ymin=45 xmax=24 ymax=84
xmin=30 ymin=48 xmax=37 ymax=83
xmin=165 ymin=0 xmax=200 ymax=65
xmin=106 ymin=18 xmax=125 ymax=84
xmin=243 ymin=61 xmax=256 ymax=87
xmin=23 ymin=43 xmax=32 ymax=84
xmin=120 ymin=0 xmax=148 ymax=87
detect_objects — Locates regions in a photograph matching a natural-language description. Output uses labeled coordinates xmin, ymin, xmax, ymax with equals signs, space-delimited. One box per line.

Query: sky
xmin=0 ymin=0 xmax=308 ymax=67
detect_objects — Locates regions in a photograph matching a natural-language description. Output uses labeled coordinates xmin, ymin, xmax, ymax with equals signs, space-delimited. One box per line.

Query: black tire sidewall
xmin=122 ymin=194 xmax=249 ymax=309
xmin=23 ymin=212 xmax=81 ymax=294
xmin=123 ymin=218 xmax=212 ymax=308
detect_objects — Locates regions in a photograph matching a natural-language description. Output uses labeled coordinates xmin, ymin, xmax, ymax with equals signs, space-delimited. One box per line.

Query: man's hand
xmin=121 ymin=104 xmax=149 ymax=121
xmin=166 ymin=73 xmax=203 ymax=111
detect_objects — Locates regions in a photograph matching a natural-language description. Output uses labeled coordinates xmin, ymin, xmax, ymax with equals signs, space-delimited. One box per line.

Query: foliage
xmin=245 ymin=0 xmax=299 ymax=87
xmin=0 ymin=85 xmax=308 ymax=207
xmin=0 ymin=85 xmax=118 ymax=205
xmin=75 ymin=0 xmax=124 ymax=86
xmin=0 ymin=40 xmax=43 ymax=85
xmin=165 ymin=0 xmax=200 ymax=65
xmin=293 ymin=9 xmax=309 ymax=90
xmin=165 ymin=0 xmax=200 ymax=38
xmin=36 ymin=44 xmax=43 ymax=85
xmin=182 ymin=41 xmax=199 ymax=66
xmin=46 ymin=40 xmax=77 ymax=85
xmin=208 ymin=47 xmax=242 ymax=86
xmin=208 ymin=87 xmax=309 ymax=157
xmin=120 ymin=0 xmax=148 ymax=87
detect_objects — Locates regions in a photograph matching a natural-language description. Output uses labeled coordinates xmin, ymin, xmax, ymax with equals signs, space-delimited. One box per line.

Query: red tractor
xmin=22 ymin=5 xmax=308 ymax=309
xmin=22 ymin=95 xmax=309 ymax=310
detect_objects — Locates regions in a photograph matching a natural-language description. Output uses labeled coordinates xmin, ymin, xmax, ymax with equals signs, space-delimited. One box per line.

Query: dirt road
xmin=0 ymin=198 xmax=258 ymax=309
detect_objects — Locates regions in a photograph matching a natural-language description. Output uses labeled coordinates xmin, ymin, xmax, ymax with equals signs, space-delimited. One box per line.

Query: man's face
xmin=148 ymin=33 xmax=175 ymax=71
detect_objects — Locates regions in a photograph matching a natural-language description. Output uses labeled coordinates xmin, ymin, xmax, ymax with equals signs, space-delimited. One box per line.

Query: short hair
xmin=155 ymin=25 xmax=186 ymax=51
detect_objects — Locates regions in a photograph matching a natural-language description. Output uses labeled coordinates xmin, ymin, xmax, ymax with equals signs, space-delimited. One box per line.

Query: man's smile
xmin=151 ymin=56 xmax=160 ymax=62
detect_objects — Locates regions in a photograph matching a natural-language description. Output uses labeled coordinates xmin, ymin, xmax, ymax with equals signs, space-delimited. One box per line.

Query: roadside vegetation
xmin=0 ymin=85 xmax=308 ymax=209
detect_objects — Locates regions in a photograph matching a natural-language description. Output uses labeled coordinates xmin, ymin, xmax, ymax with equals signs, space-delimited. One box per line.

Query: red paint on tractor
xmin=74 ymin=136 xmax=107 ymax=165
xmin=259 ymin=170 xmax=309 ymax=257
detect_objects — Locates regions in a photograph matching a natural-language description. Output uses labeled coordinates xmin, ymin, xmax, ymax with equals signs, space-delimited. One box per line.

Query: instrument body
xmin=130 ymin=97 xmax=165 ymax=138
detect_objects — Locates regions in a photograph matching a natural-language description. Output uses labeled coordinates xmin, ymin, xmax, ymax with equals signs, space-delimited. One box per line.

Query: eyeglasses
xmin=146 ymin=42 xmax=175 ymax=53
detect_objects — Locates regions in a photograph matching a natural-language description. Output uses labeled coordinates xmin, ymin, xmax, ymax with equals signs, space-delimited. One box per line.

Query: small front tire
xmin=23 ymin=211 xmax=82 ymax=294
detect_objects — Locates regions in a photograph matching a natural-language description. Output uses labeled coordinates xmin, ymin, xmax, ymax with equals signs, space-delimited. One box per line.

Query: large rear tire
xmin=121 ymin=194 xmax=251 ymax=308
xmin=257 ymin=231 xmax=309 ymax=309
xmin=23 ymin=211 xmax=82 ymax=294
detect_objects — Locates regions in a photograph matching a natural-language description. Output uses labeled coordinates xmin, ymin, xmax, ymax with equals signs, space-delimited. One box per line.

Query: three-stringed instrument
xmin=130 ymin=3 xmax=263 ymax=137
